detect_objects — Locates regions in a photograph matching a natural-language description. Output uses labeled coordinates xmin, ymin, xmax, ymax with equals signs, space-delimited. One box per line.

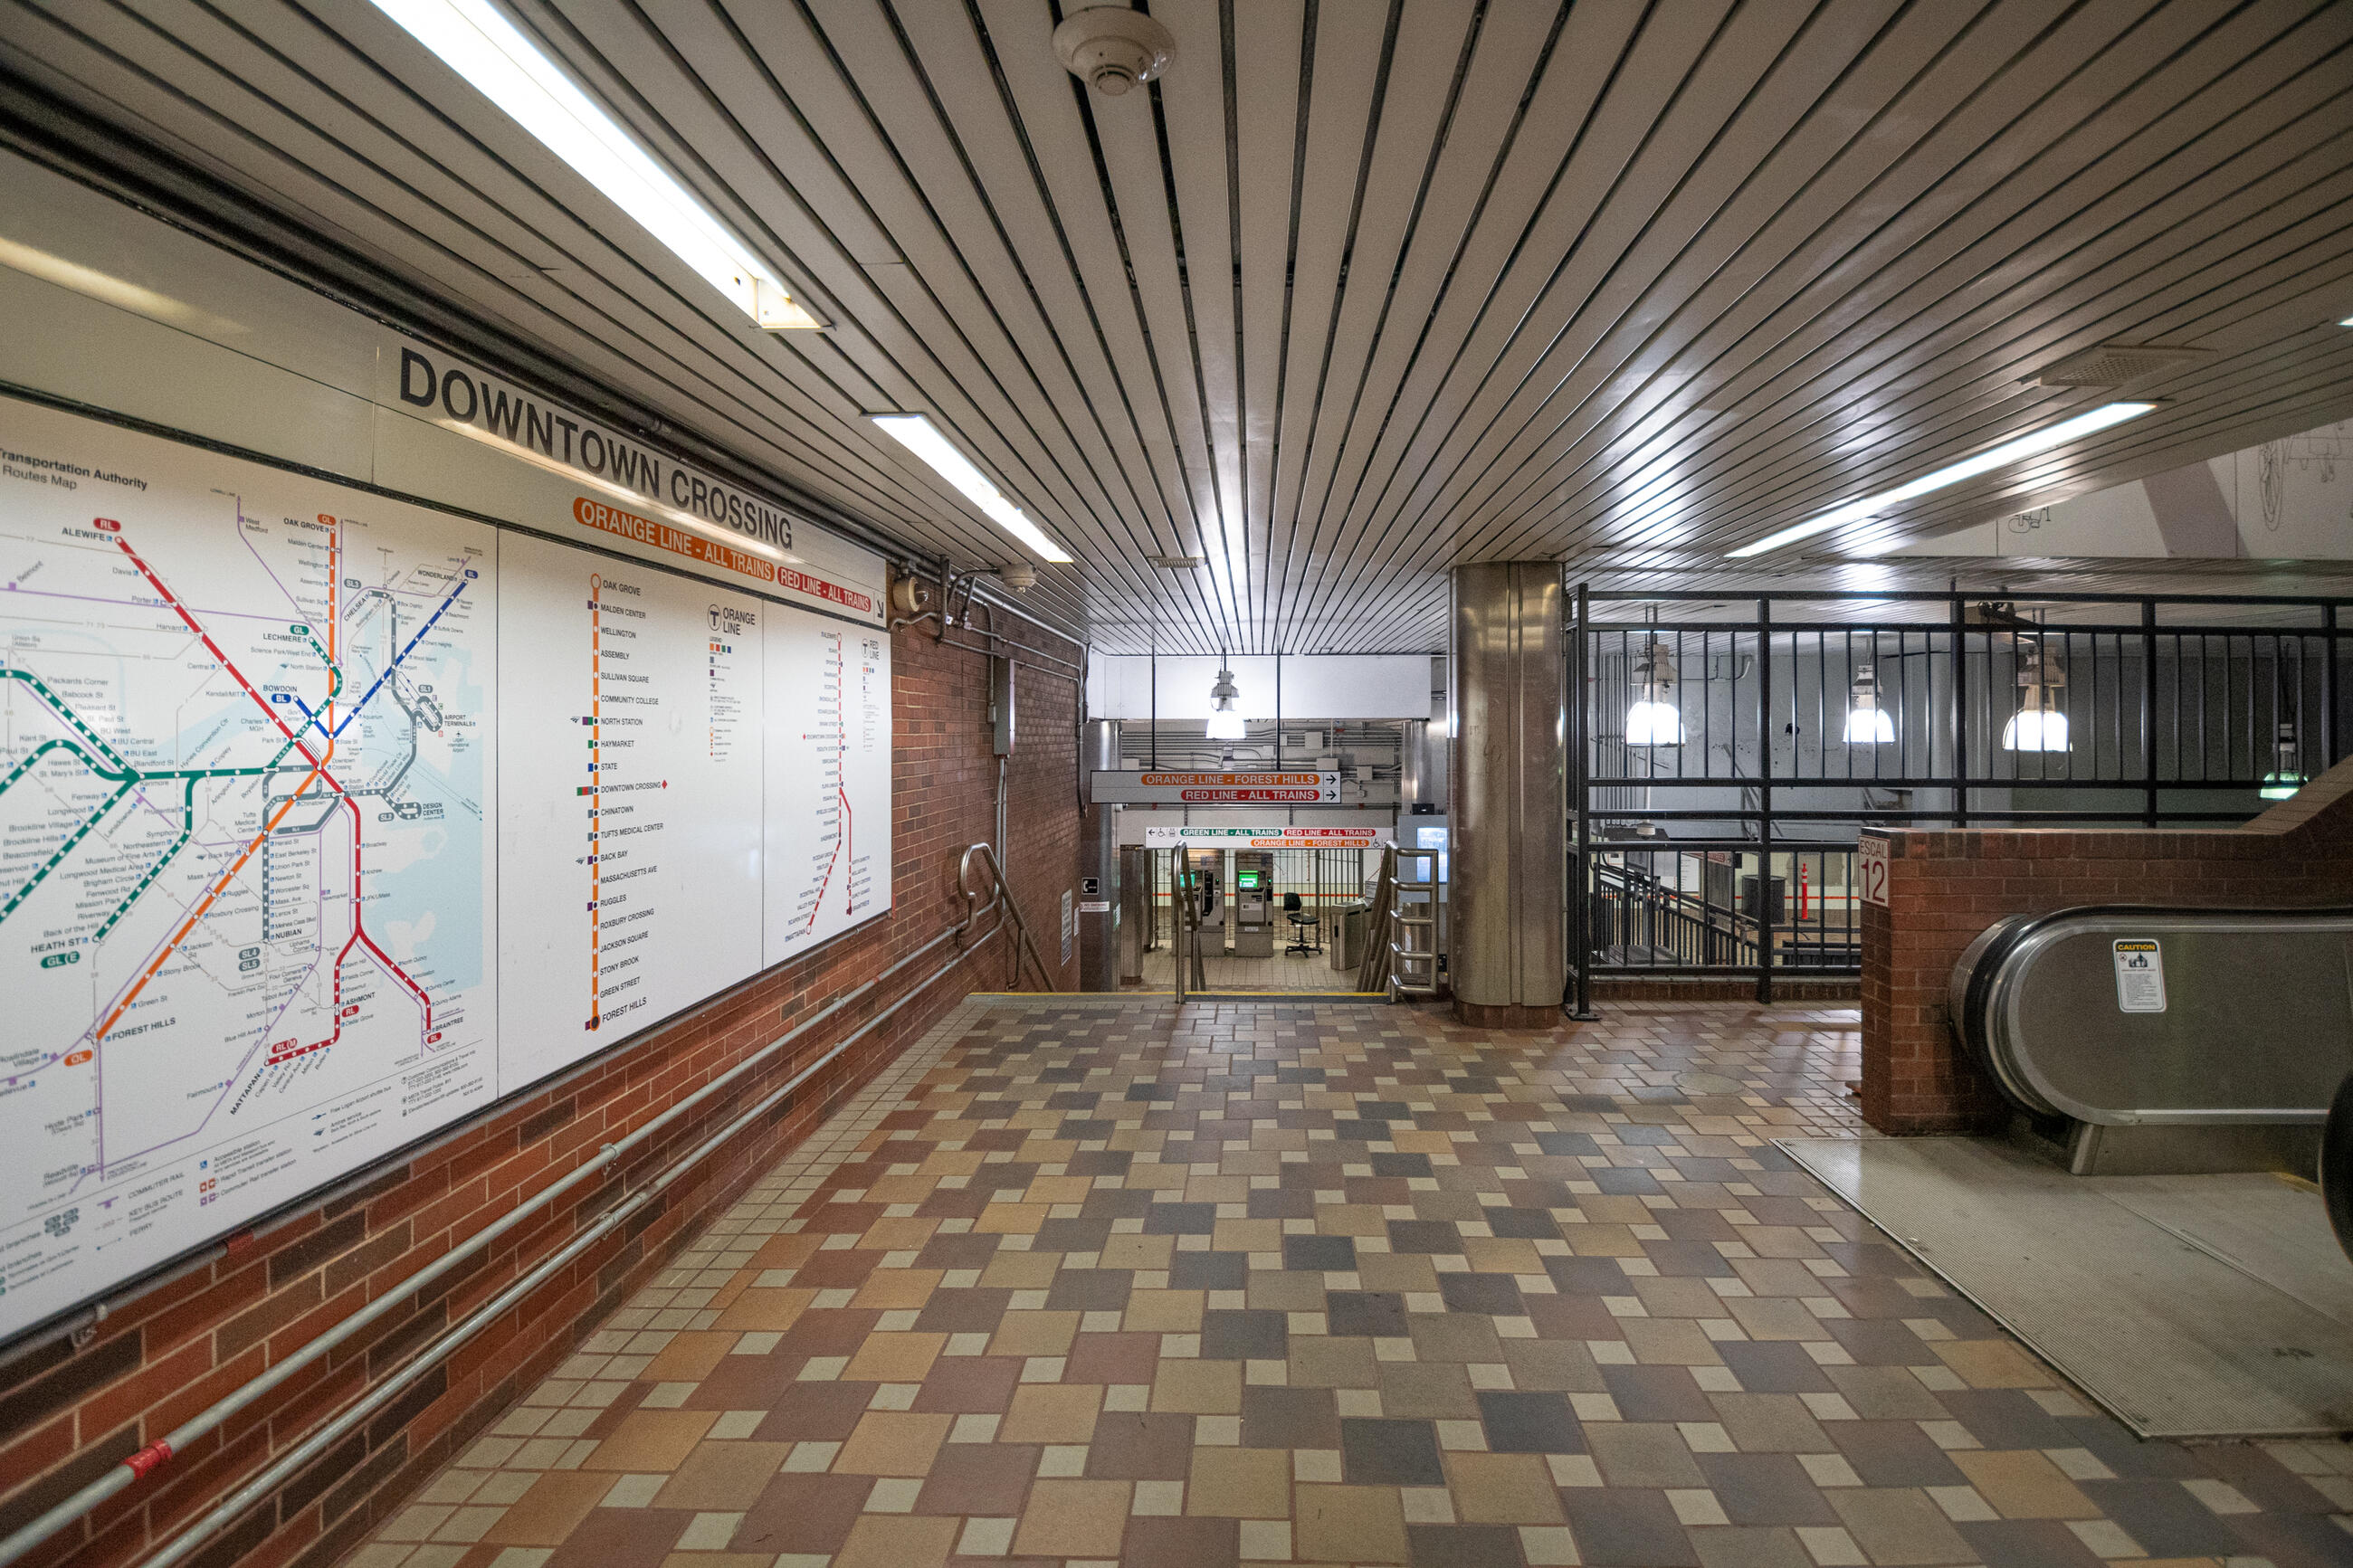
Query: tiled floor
xmin=348 ymin=997 xmax=2353 ymax=1568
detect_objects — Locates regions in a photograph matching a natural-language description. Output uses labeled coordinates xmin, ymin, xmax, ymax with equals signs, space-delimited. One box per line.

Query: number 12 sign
xmin=1859 ymin=837 xmax=1891 ymax=908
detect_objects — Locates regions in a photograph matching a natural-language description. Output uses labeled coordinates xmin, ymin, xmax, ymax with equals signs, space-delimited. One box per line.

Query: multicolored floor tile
xmin=344 ymin=996 xmax=2353 ymax=1568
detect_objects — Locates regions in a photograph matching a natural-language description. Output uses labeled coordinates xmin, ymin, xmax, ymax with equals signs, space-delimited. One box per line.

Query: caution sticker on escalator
xmin=2111 ymin=938 xmax=2166 ymax=1012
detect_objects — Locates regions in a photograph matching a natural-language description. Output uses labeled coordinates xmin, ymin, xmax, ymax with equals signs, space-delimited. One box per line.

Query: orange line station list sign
xmin=571 ymin=497 xmax=874 ymax=615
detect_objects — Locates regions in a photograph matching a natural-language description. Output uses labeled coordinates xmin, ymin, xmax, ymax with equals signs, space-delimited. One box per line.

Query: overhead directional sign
xmin=1092 ymin=770 xmax=1338 ymax=803
xmin=1144 ymin=826 xmax=1390 ymax=849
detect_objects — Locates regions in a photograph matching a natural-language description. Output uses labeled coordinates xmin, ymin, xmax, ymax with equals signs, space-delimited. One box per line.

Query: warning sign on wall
xmin=2112 ymin=938 xmax=2166 ymax=1012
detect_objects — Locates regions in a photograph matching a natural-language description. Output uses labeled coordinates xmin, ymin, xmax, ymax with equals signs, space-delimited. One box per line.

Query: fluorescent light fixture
xmin=1843 ymin=664 xmax=1895 ymax=745
xmin=1205 ymin=668 xmax=1245 ymax=740
xmin=872 ymin=413 xmax=1073 ymax=563
xmin=435 ymin=417 xmax=791 ymax=562
xmin=369 ymin=0 xmax=823 ymax=329
xmin=1729 ymin=401 xmax=2158 ymax=558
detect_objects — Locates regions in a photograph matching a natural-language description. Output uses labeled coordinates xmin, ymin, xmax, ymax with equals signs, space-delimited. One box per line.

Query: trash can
xmin=1741 ymin=875 xmax=1786 ymax=925
xmin=1329 ymin=904 xmax=1370 ymax=973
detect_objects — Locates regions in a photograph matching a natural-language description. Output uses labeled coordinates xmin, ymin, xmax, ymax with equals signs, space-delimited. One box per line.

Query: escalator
xmin=1949 ymin=906 xmax=2353 ymax=1129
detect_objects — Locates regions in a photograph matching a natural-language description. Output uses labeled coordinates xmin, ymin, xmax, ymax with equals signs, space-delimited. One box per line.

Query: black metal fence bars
xmin=1568 ymin=584 xmax=2348 ymax=1003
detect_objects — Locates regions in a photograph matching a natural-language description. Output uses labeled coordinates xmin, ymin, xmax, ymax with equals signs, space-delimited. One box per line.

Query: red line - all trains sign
xmin=1091 ymin=770 xmax=1340 ymax=804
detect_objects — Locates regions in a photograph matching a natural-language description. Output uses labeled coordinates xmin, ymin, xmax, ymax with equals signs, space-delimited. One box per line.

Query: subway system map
xmin=0 ymin=409 xmax=499 ymax=1329
xmin=0 ymin=399 xmax=891 ymax=1338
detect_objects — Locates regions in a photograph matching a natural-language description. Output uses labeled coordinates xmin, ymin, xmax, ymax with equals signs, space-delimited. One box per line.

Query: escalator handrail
xmin=2324 ymin=1069 xmax=2353 ymax=1263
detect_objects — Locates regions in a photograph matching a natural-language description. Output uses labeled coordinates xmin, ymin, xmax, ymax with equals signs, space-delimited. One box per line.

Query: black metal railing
xmin=1568 ymin=584 xmax=2348 ymax=1004
xmin=1589 ymin=858 xmax=1758 ymax=968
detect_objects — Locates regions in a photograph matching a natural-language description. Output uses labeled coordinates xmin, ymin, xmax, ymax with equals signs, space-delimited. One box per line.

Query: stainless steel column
xmin=1081 ymin=719 xmax=1121 ymax=992
xmin=1449 ymin=563 xmax=1566 ymax=1027
xmin=1399 ymin=719 xmax=1429 ymax=808
xmin=1119 ymin=846 xmax=1148 ymax=984
xmin=1398 ymin=658 xmax=1453 ymax=816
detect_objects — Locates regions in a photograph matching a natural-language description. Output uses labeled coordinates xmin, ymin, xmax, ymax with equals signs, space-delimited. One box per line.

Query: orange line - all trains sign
xmin=571 ymin=497 xmax=875 ymax=614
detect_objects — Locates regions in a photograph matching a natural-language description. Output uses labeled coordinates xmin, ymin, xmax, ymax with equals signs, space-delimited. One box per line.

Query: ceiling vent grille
xmin=2031 ymin=342 xmax=2211 ymax=386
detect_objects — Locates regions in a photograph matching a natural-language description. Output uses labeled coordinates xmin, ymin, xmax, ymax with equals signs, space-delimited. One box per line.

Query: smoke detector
xmin=2030 ymin=342 xmax=2210 ymax=387
xmin=1053 ymin=7 xmax=1176 ymax=97
xmin=996 ymin=561 xmax=1039 ymax=594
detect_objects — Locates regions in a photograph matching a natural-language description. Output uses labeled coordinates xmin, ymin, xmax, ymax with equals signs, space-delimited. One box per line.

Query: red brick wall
xmin=1861 ymin=755 xmax=2353 ymax=1134
xmin=0 ymin=615 xmax=1081 ymax=1568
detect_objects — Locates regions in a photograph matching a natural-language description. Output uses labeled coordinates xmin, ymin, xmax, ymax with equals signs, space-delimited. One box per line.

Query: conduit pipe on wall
xmin=957 ymin=586 xmax=1091 ymax=816
xmin=884 ymin=568 xmax=1090 ymax=814
xmin=0 ymin=851 xmax=1029 ymax=1568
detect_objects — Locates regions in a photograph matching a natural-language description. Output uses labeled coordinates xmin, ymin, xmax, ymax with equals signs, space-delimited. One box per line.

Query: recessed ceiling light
xmin=1729 ymin=401 xmax=2158 ymax=558
xmin=1148 ymin=555 xmax=1206 ymax=569
xmin=369 ymin=0 xmax=825 ymax=330
xmin=871 ymin=413 xmax=1073 ymax=564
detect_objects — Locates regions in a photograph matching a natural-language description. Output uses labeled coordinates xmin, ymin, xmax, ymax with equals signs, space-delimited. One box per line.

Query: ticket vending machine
xmin=1234 ymin=850 xmax=1275 ymax=957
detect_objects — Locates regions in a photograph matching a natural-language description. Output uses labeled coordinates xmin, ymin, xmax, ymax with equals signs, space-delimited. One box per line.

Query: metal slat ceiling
xmin=2 ymin=0 xmax=2350 ymax=653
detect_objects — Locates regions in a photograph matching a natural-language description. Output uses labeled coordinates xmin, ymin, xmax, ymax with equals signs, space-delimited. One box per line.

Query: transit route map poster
xmin=0 ymin=399 xmax=891 ymax=1337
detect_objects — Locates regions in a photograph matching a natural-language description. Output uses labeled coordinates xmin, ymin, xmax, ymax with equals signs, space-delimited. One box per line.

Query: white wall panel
xmin=1090 ymin=654 xmax=1429 ymax=720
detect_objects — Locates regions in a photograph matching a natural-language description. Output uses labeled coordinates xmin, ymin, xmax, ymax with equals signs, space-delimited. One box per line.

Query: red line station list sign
xmin=1091 ymin=770 xmax=1339 ymax=804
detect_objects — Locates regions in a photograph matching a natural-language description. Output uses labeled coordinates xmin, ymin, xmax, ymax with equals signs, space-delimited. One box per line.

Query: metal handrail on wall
xmin=0 ymin=845 xmax=1039 ymax=1568
xmin=1568 ymin=582 xmax=2350 ymax=1003
xmin=1356 ymin=846 xmax=1399 ymax=995
xmin=960 ymin=841 xmax=1058 ymax=991
xmin=1172 ymin=845 xmax=1207 ymax=1000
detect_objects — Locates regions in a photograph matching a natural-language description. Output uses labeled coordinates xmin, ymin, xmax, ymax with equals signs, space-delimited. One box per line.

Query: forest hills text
xmin=395 ymin=346 xmax=796 ymax=555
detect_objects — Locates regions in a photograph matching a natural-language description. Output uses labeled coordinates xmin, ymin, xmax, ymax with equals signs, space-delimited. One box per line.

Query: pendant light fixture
xmin=1624 ymin=637 xmax=1685 ymax=747
xmin=2260 ymin=722 xmax=2303 ymax=800
xmin=1843 ymin=663 xmax=1895 ymax=745
xmin=2000 ymin=639 xmax=2069 ymax=752
xmin=1205 ymin=666 xmax=1245 ymax=740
